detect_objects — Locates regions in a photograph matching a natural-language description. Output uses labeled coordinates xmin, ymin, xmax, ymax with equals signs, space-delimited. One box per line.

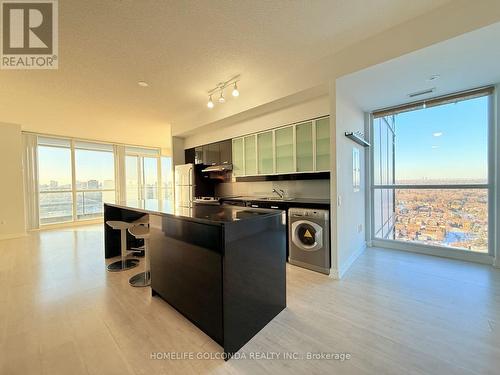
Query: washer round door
xmin=291 ymin=220 xmax=323 ymax=251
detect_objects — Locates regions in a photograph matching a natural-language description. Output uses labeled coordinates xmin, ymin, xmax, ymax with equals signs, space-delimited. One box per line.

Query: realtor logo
xmin=1 ymin=0 xmax=58 ymax=69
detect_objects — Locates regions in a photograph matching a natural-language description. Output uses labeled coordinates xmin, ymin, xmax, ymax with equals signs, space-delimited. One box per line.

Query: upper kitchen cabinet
xmin=195 ymin=146 xmax=204 ymax=164
xmin=219 ymin=140 xmax=232 ymax=165
xmin=257 ymin=131 xmax=274 ymax=174
xmin=296 ymin=121 xmax=313 ymax=172
xmin=232 ymin=138 xmax=244 ymax=176
xmin=315 ymin=117 xmax=330 ymax=171
xmin=275 ymin=126 xmax=294 ymax=174
xmin=185 ymin=148 xmax=196 ymax=164
xmin=186 ymin=139 xmax=232 ymax=166
xmin=244 ymin=135 xmax=257 ymax=175
xmin=203 ymin=143 xmax=220 ymax=165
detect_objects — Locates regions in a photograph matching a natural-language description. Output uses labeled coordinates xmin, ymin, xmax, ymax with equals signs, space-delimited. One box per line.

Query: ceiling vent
xmin=408 ymin=88 xmax=435 ymax=98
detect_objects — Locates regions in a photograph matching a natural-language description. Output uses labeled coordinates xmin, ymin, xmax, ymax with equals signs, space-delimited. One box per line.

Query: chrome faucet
xmin=272 ymin=188 xmax=285 ymax=199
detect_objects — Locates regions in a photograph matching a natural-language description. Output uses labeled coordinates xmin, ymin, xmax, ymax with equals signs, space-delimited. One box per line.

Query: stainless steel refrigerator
xmin=174 ymin=163 xmax=194 ymax=208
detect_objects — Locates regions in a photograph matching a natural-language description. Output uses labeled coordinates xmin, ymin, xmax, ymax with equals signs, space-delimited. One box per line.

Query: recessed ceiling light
xmin=431 ymin=145 xmax=439 ymax=149
xmin=433 ymin=132 xmax=443 ymax=137
xmin=427 ymin=74 xmax=440 ymax=81
xmin=138 ymin=81 xmax=149 ymax=87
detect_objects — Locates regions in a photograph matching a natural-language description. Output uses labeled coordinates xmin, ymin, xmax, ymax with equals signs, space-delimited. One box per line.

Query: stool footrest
xmin=107 ymin=259 xmax=140 ymax=272
xmin=129 ymin=271 xmax=151 ymax=287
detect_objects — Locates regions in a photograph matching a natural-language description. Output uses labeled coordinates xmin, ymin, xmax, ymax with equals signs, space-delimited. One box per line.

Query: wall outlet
xmin=357 ymin=224 xmax=363 ymax=233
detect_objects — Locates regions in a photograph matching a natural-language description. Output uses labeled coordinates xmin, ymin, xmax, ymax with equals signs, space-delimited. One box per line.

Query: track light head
xmin=232 ymin=82 xmax=239 ymax=97
xmin=218 ymin=90 xmax=225 ymax=103
xmin=207 ymin=95 xmax=214 ymax=109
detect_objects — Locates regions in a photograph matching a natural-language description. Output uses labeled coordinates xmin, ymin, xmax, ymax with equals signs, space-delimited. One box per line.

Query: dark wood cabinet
xmin=219 ymin=140 xmax=232 ymax=165
xmin=195 ymin=146 xmax=203 ymax=164
xmin=185 ymin=148 xmax=195 ymax=164
xmin=203 ymin=143 xmax=220 ymax=165
xmin=187 ymin=140 xmax=232 ymax=166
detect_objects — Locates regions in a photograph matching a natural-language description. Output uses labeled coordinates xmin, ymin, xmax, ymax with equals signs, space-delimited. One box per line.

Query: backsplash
xmin=215 ymin=179 xmax=330 ymax=199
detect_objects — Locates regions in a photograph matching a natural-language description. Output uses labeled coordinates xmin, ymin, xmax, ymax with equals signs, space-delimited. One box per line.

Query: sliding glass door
xmin=124 ymin=152 xmax=160 ymax=201
xmin=371 ymin=88 xmax=492 ymax=255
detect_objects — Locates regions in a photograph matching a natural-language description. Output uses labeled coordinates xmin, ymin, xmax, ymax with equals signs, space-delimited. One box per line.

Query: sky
xmin=38 ymin=149 xmax=114 ymax=186
xmin=393 ymin=96 xmax=488 ymax=183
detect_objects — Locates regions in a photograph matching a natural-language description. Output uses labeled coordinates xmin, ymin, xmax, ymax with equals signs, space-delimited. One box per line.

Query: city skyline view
xmin=374 ymin=94 xmax=490 ymax=253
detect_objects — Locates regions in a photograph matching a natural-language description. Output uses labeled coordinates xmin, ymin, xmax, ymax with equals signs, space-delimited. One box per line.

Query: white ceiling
xmin=0 ymin=0 xmax=452 ymax=142
xmin=336 ymin=21 xmax=500 ymax=112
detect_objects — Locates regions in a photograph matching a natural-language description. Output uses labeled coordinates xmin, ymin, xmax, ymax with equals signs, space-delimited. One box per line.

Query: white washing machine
xmin=288 ymin=208 xmax=330 ymax=275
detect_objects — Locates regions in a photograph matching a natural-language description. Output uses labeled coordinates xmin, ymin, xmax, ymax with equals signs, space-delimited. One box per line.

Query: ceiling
xmin=337 ymin=21 xmax=500 ymax=112
xmin=0 ymin=0 xmax=452 ymax=144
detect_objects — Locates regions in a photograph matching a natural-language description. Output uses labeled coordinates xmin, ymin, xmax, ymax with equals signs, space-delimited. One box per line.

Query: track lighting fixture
xmin=206 ymin=75 xmax=241 ymax=108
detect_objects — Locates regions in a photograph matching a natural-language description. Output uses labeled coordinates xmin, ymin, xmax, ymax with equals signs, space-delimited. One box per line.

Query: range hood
xmin=201 ymin=164 xmax=233 ymax=173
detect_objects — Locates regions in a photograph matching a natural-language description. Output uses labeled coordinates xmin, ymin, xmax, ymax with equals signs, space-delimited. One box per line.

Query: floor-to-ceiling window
xmin=37 ymin=137 xmax=73 ymax=224
xmin=35 ymin=136 xmax=173 ymax=226
xmin=74 ymin=141 xmax=116 ymax=220
xmin=371 ymin=87 xmax=493 ymax=256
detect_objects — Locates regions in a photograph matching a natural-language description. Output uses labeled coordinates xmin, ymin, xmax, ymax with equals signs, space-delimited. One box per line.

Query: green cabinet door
xmin=244 ymin=135 xmax=257 ymax=175
xmin=232 ymin=138 xmax=244 ymax=176
xmin=296 ymin=121 xmax=313 ymax=172
xmin=275 ymin=126 xmax=294 ymax=173
xmin=258 ymin=131 xmax=274 ymax=174
xmin=315 ymin=117 xmax=330 ymax=171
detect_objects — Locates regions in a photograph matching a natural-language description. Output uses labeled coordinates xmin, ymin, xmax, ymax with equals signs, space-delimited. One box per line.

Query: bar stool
xmin=129 ymin=215 xmax=149 ymax=257
xmin=128 ymin=225 xmax=151 ymax=287
xmin=106 ymin=221 xmax=140 ymax=272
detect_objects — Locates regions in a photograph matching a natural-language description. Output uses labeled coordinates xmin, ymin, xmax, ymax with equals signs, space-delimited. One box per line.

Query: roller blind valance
xmin=372 ymin=86 xmax=494 ymax=119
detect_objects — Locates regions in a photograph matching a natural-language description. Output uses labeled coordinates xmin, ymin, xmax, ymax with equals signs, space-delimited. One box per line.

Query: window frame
xmin=368 ymin=88 xmax=495 ymax=261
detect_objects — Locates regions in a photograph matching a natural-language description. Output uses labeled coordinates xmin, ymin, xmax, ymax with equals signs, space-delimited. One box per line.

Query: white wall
xmin=332 ymin=89 xmax=367 ymax=278
xmin=184 ymin=95 xmax=329 ymax=148
xmin=0 ymin=123 xmax=26 ymax=239
xmin=495 ymin=84 xmax=500 ymax=268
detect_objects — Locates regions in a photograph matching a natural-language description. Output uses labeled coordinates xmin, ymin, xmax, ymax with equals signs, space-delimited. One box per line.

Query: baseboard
xmin=338 ymin=242 xmax=367 ymax=279
xmin=329 ymin=268 xmax=340 ymax=280
xmin=0 ymin=232 xmax=27 ymax=241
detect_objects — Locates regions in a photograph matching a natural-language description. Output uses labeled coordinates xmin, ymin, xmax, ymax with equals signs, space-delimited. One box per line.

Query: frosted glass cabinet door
xmin=232 ymin=138 xmax=244 ymax=176
xmin=296 ymin=121 xmax=313 ymax=172
xmin=244 ymin=135 xmax=257 ymax=175
xmin=257 ymin=131 xmax=274 ymax=174
xmin=275 ymin=126 xmax=294 ymax=173
xmin=315 ymin=117 xmax=330 ymax=171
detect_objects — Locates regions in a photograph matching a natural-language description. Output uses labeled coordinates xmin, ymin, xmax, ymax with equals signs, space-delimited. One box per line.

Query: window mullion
xmin=70 ymin=139 xmax=77 ymax=222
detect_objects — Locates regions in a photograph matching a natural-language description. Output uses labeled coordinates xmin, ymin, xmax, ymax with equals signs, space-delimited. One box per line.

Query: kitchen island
xmin=104 ymin=200 xmax=286 ymax=359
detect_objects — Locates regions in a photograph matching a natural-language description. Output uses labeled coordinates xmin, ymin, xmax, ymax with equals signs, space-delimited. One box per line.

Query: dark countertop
xmin=105 ymin=200 xmax=281 ymax=225
xmin=220 ymin=196 xmax=331 ymax=206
